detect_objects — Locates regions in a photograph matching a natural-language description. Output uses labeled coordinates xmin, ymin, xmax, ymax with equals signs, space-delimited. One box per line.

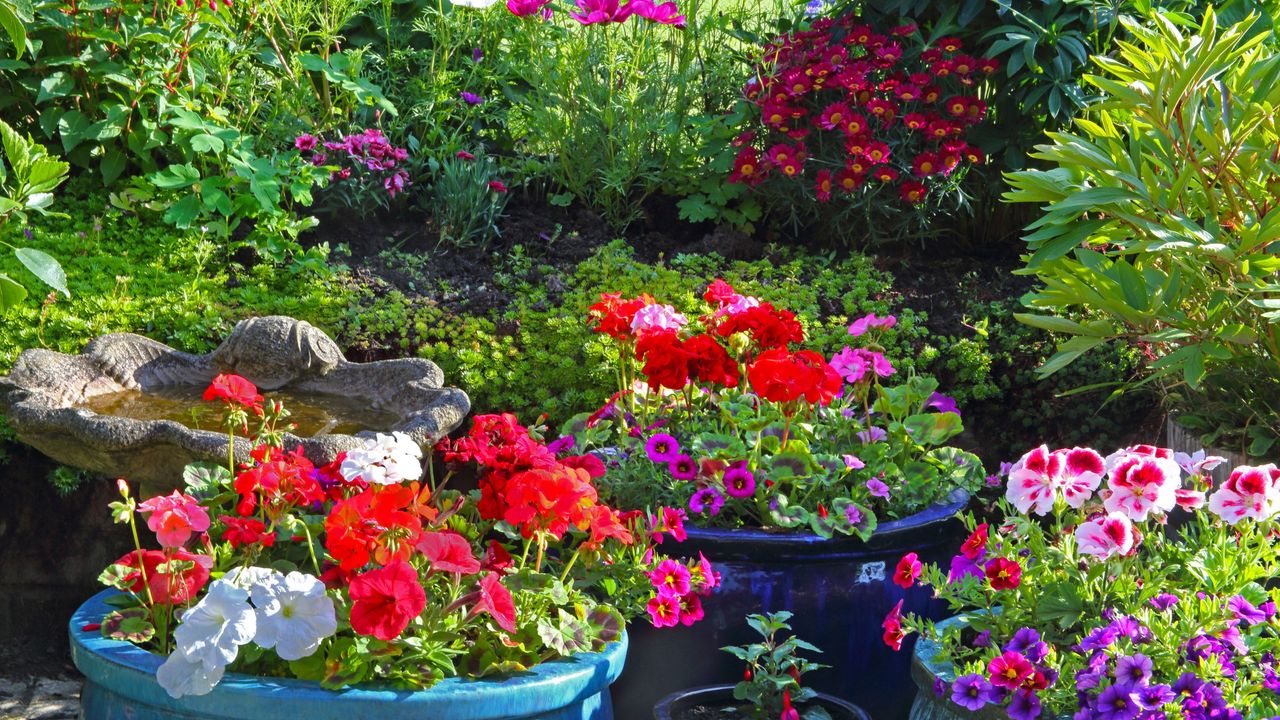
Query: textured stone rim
xmin=0 ymin=316 xmax=470 ymax=486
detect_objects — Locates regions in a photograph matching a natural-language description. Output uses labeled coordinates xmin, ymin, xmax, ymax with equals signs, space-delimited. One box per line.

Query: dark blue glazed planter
xmin=612 ymin=490 xmax=969 ymax=720
xmin=653 ymin=684 xmax=872 ymax=720
xmin=71 ymin=589 xmax=628 ymax=720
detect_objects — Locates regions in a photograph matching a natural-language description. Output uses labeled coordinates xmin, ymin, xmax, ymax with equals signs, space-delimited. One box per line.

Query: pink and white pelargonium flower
xmin=1075 ymin=511 xmax=1137 ymax=561
xmin=630 ymin=303 xmax=688 ymax=335
xmin=1208 ymin=464 xmax=1280 ymax=525
xmin=1103 ymin=452 xmax=1182 ymax=521
xmin=1005 ymin=446 xmax=1104 ymax=516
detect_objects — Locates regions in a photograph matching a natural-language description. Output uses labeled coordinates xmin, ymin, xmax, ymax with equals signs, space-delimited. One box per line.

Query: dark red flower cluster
xmin=728 ymin=15 xmax=997 ymax=207
xmin=635 ymin=331 xmax=741 ymax=390
xmin=713 ymin=302 xmax=805 ymax=350
xmin=747 ymin=348 xmax=843 ymax=406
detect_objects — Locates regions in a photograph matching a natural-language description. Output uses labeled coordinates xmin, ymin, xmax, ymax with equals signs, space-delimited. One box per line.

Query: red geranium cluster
xmin=727 ymin=15 xmax=997 ymax=208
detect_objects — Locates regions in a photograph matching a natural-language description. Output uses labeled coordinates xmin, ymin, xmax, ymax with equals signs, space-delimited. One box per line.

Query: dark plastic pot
xmin=71 ymin=589 xmax=627 ymax=720
xmin=653 ymin=684 xmax=871 ymax=720
xmin=613 ymin=490 xmax=969 ymax=720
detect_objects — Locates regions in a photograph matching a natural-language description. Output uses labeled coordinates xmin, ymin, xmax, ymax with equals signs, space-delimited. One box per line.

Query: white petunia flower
xmin=156 ymin=650 xmax=225 ymax=698
xmin=173 ymin=579 xmax=257 ymax=671
xmin=222 ymin=565 xmax=282 ymax=592
xmin=339 ymin=431 xmax=423 ymax=485
xmin=251 ymin=571 xmax=337 ymax=661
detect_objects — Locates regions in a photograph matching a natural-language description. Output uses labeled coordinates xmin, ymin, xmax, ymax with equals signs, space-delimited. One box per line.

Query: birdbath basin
xmin=0 ymin=316 xmax=470 ymax=489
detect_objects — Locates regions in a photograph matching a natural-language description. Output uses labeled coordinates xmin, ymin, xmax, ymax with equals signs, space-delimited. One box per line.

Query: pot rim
xmin=669 ymin=489 xmax=970 ymax=560
xmin=71 ymin=589 xmax=627 ymax=720
xmin=652 ymin=683 xmax=870 ymax=720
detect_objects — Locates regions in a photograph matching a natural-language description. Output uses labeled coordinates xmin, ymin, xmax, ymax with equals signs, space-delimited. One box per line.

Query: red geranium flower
xmin=684 ymin=334 xmax=740 ymax=387
xmin=348 ymin=560 xmax=427 ymax=641
xmin=416 ymin=531 xmax=481 ymax=575
xmin=325 ymin=485 xmax=424 ymax=571
xmin=502 ymin=463 xmax=598 ymax=539
xmin=747 ymin=348 xmax=843 ymax=406
xmin=715 ymin=303 xmax=805 ymax=350
xmin=203 ymin=373 xmax=263 ymax=410
xmin=220 ymin=515 xmax=274 ymax=549
xmin=636 ymin=331 xmax=693 ymax=390
xmin=110 ymin=548 xmax=213 ymax=605
xmin=588 ymin=292 xmax=651 ymax=342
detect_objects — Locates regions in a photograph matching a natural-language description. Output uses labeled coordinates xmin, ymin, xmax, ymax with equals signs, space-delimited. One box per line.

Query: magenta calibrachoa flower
xmin=885 ymin=443 xmax=1280 ymax=720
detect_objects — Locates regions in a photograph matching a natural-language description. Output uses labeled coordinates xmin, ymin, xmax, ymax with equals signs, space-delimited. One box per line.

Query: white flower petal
xmin=157 ymin=650 xmax=226 ymax=698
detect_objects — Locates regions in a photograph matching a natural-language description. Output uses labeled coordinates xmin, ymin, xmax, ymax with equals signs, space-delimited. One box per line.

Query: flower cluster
xmin=724 ymin=14 xmax=997 ymax=216
xmin=571 ymin=279 xmax=984 ymax=540
xmin=294 ymin=129 xmax=411 ymax=212
xmin=96 ymin=375 xmax=713 ymax=698
xmin=887 ymin=443 xmax=1280 ymax=720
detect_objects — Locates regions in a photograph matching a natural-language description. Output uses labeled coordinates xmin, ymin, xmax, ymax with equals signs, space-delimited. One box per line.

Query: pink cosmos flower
xmin=138 ymin=491 xmax=211 ymax=548
xmin=506 ymin=0 xmax=552 ymax=16
xmin=629 ymin=0 xmax=684 ymax=26
xmin=1208 ymin=464 xmax=1280 ymax=525
xmin=1075 ymin=511 xmax=1136 ymax=560
xmin=1104 ymin=453 xmax=1181 ymax=521
xmin=647 ymin=593 xmax=680 ymax=627
xmin=570 ymin=0 xmax=633 ymax=24
xmin=848 ymin=312 xmax=897 ymax=336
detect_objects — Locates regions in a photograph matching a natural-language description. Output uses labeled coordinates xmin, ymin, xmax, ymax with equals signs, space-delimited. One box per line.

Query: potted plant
xmin=654 ymin=612 xmax=870 ymax=720
xmin=71 ymin=374 xmax=716 ymax=720
xmin=887 ymin=442 xmax=1280 ymax=720
xmin=570 ymin=279 xmax=986 ymax=718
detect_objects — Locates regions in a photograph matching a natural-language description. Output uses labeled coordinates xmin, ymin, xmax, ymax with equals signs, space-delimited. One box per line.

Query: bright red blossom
xmin=348 ymin=560 xmax=427 ymax=641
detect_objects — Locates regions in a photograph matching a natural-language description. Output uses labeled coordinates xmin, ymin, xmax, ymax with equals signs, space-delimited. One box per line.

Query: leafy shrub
xmin=689 ymin=14 xmax=998 ymax=246
xmin=1005 ymin=10 xmax=1280 ymax=456
xmin=0 ymin=119 xmax=70 ymax=310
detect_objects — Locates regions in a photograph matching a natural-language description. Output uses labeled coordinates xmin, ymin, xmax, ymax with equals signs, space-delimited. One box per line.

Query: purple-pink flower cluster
xmin=294 ymin=128 xmax=411 ymax=199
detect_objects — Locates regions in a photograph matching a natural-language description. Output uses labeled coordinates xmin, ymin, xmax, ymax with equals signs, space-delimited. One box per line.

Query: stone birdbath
xmin=0 ymin=316 xmax=470 ymax=490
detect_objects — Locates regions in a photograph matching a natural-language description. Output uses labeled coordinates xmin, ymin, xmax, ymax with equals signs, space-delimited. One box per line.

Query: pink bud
xmin=116 ymin=478 xmax=130 ymax=498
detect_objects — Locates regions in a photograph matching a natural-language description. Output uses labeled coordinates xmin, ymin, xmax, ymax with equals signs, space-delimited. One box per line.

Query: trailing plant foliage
xmin=1006 ymin=10 xmax=1280 ymax=457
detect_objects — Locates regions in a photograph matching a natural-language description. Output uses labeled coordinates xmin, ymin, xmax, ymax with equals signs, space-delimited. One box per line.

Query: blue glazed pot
xmin=653 ymin=684 xmax=872 ymax=720
xmin=71 ymin=589 xmax=628 ymax=720
xmin=612 ymin=490 xmax=969 ymax=720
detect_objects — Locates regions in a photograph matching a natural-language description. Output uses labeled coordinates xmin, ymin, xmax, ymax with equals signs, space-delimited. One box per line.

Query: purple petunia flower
xmin=1005 ymin=628 xmax=1049 ymax=664
xmin=1097 ymin=685 xmax=1140 ymax=720
xmin=927 ymin=391 xmax=961 ymax=416
xmin=950 ymin=674 xmax=994 ymax=711
xmin=645 ymin=433 xmax=680 ymax=463
xmin=1228 ymin=595 xmax=1268 ymax=625
xmin=460 ymin=91 xmax=485 ymax=105
xmin=472 ymin=46 xmax=484 ymax=62
xmin=545 ymin=435 xmax=575 ymax=455
xmin=688 ymin=487 xmax=725 ymax=516
xmin=1007 ymin=689 xmax=1042 ymax=720
xmin=1150 ymin=593 xmax=1179 ymax=611
xmin=1114 ymin=654 xmax=1153 ymax=688
xmin=933 ymin=678 xmax=947 ymax=698
xmin=1135 ymin=684 xmax=1174 ymax=710
xmin=857 ymin=426 xmax=888 ymax=443
xmin=972 ymin=630 xmax=991 ymax=648
xmin=843 ymin=503 xmax=864 ymax=527
xmin=949 ymin=552 xmax=984 ymax=583
xmin=866 ymin=478 xmax=891 ymax=498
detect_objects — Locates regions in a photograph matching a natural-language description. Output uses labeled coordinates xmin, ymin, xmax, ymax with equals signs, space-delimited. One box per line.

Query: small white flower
xmin=156 ymin=650 xmax=225 ymax=698
xmin=222 ymin=566 xmax=282 ymax=592
xmin=339 ymin=431 xmax=423 ymax=485
xmin=251 ymin=571 xmax=337 ymax=661
xmin=173 ymin=579 xmax=257 ymax=671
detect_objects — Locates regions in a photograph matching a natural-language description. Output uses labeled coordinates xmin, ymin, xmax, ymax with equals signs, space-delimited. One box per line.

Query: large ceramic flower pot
xmin=71 ymin=589 xmax=628 ymax=720
xmin=908 ymin=614 xmax=1007 ymax=720
xmin=653 ymin=684 xmax=871 ymax=720
xmin=613 ymin=490 xmax=969 ymax=720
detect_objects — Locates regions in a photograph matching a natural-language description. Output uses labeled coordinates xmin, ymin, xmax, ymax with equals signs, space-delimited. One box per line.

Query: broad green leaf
xmin=14 ymin=247 xmax=68 ymax=296
xmin=0 ymin=273 xmax=27 ymax=310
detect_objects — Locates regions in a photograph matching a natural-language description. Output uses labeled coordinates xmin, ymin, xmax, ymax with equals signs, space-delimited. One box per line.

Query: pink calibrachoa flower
xmin=570 ymin=0 xmax=633 ymax=24
xmin=1208 ymin=464 xmax=1280 ymax=525
xmin=138 ymin=491 xmax=211 ymax=548
xmin=677 ymin=592 xmax=704 ymax=626
xmin=1104 ymin=452 xmax=1181 ymax=521
xmin=647 ymin=593 xmax=680 ymax=627
xmin=294 ymin=134 xmax=317 ymax=151
xmin=648 ymin=558 xmax=692 ymax=596
xmin=1075 ymin=511 xmax=1136 ymax=561
xmin=988 ymin=651 xmax=1034 ymax=689
xmin=723 ymin=463 xmax=756 ymax=498
xmin=628 ymin=0 xmax=685 ymax=26
xmin=893 ymin=552 xmax=922 ymax=588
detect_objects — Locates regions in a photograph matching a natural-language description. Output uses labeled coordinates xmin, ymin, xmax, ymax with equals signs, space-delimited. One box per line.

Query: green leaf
xmin=150 ymin=163 xmax=200 ymax=189
xmin=0 ymin=273 xmax=27 ymax=310
xmin=101 ymin=608 xmax=155 ymax=643
xmin=100 ymin=150 xmax=126 ymax=185
xmin=14 ymin=247 xmax=68 ymax=296
xmin=189 ymin=133 xmax=224 ymax=154
xmin=0 ymin=2 xmax=26 ymax=59
xmin=1034 ymin=581 xmax=1085 ymax=629
xmin=36 ymin=72 xmax=73 ymax=103
xmin=183 ymin=462 xmax=231 ymax=497
xmin=536 ymin=610 xmax=593 ymax=656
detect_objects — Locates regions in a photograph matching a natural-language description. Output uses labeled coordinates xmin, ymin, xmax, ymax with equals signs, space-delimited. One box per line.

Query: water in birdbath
xmin=79 ymin=387 xmax=400 ymax=437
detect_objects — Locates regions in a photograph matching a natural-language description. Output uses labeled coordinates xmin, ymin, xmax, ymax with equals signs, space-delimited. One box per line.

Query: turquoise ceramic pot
xmin=71 ymin=589 xmax=628 ymax=720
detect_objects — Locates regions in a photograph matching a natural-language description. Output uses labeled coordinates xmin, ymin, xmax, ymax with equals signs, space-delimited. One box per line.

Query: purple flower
xmin=1076 ymin=668 xmax=1103 ymax=691
xmin=1008 ymin=689 xmax=1042 ymax=720
xmin=1097 ymin=685 xmax=1140 ymax=720
xmin=843 ymin=454 xmax=865 ymax=470
xmin=645 ymin=433 xmax=680 ymax=463
xmin=460 ymin=91 xmax=485 ymax=105
xmin=668 ymin=454 xmax=698 ymax=481
xmin=569 ymin=0 xmax=633 ymax=24
xmin=1136 ymin=684 xmax=1174 ymax=710
xmin=866 ymin=478 xmax=890 ymax=498
xmin=723 ymin=463 xmax=756 ymax=498
xmin=1079 ymin=625 xmax=1120 ymax=653
xmin=856 ymin=426 xmax=887 ymax=443
xmin=1172 ymin=673 xmax=1204 ymax=700
xmin=688 ymin=487 xmax=724 ymax=516
xmin=927 ymin=392 xmax=961 ymax=416
xmin=545 ymin=435 xmax=575 ymax=455
xmin=972 ymin=630 xmax=991 ymax=648
xmin=22 ymin=227 xmax=32 ymax=240
xmin=1114 ymin=654 xmax=1153 ymax=688
xmin=294 ymin=134 xmax=318 ymax=151
xmin=1150 ymin=593 xmax=1179 ymax=611
xmin=932 ymin=678 xmax=947 ymax=698
xmin=1227 ymin=595 xmax=1268 ymax=625
xmin=472 ymin=46 xmax=484 ymax=62
xmin=1005 ymin=628 xmax=1049 ymax=664
xmin=843 ymin=503 xmax=864 ymax=527
xmin=948 ymin=552 xmax=984 ymax=583
xmin=950 ymin=674 xmax=994 ymax=711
